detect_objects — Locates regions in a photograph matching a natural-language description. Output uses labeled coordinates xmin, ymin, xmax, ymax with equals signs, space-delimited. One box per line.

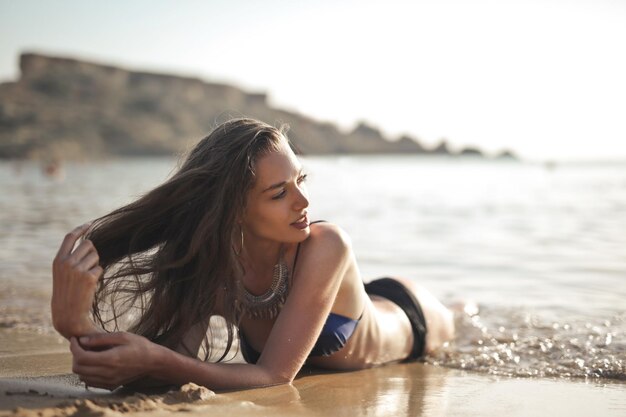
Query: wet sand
xmin=1 ymin=331 xmax=625 ymax=417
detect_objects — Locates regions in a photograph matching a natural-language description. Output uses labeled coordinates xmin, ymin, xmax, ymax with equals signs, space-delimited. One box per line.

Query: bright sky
xmin=1 ymin=0 xmax=625 ymax=161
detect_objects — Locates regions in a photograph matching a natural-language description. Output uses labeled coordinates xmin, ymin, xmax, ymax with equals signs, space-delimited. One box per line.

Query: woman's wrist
xmin=54 ymin=314 xmax=100 ymax=339
xmin=146 ymin=342 xmax=172 ymax=380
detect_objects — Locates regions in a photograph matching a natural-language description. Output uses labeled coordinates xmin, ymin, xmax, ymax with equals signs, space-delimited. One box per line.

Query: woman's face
xmin=242 ymin=139 xmax=310 ymax=244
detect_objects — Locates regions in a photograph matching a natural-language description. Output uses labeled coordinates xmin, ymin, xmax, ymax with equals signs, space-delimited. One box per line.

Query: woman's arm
xmin=71 ymin=332 xmax=286 ymax=390
xmin=250 ymin=223 xmax=352 ymax=382
xmin=72 ymin=223 xmax=352 ymax=390
xmin=51 ymin=223 xmax=105 ymax=339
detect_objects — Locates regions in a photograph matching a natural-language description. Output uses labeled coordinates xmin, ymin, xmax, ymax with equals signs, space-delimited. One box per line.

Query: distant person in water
xmin=51 ymin=118 xmax=456 ymax=390
xmin=42 ymin=157 xmax=64 ymax=180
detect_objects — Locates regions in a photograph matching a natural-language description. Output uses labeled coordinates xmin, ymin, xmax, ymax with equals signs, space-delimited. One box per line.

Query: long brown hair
xmin=87 ymin=118 xmax=287 ymax=361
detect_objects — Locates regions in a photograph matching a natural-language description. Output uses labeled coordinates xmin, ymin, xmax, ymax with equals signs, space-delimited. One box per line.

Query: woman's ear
xmin=236 ymin=207 xmax=247 ymax=225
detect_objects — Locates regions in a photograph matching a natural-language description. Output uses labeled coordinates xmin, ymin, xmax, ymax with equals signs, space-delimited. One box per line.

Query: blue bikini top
xmin=239 ymin=221 xmax=362 ymax=363
xmin=240 ymin=312 xmax=361 ymax=363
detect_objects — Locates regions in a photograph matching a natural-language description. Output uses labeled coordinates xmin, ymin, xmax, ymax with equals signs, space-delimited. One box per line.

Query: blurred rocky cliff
xmin=0 ymin=53 xmax=513 ymax=159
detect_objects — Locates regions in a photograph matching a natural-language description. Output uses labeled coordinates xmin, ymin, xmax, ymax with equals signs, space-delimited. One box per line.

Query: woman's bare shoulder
xmin=291 ymin=222 xmax=353 ymax=294
xmin=307 ymin=221 xmax=352 ymax=249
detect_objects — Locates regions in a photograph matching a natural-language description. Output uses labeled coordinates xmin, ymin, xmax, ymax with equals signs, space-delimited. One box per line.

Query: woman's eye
xmin=272 ymin=189 xmax=287 ymax=200
xmin=271 ymin=175 xmax=306 ymax=200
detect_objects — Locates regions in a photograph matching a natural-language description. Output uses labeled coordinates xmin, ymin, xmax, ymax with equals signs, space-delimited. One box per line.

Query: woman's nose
xmin=293 ymin=186 xmax=309 ymax=210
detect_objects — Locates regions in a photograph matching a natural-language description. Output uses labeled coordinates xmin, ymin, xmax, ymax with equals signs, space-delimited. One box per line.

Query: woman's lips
xmin=291 ymin=216 xmax=309 ymax=230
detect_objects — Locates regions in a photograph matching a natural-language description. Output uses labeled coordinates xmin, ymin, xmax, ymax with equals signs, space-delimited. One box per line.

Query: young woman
xmin=51 ymin=118 xmax=455 ymax=391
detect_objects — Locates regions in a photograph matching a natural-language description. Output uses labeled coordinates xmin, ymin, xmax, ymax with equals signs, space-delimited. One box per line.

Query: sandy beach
xmin=1 ymin=329 xmax=624 ymax=417
xmin=2 ymin=159 xmax=625 ymax=416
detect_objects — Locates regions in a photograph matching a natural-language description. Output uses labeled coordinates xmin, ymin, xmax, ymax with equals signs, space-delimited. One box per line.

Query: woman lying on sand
xmin=51 ymin=118 xmax=455 ymax=391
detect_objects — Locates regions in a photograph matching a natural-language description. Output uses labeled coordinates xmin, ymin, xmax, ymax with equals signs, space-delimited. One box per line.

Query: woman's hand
xmin=51 ymin=223 xmax=103 ymax=339
xmin=70 ymin=332 xmax=163 ymax=390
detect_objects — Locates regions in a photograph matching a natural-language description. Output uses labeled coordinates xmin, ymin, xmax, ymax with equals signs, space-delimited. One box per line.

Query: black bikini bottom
xmin=364 ymin=277 xmax=428 ymax=360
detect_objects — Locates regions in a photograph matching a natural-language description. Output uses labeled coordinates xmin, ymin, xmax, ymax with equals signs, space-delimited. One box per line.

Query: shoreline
xmin=1 ymin=334 xmax=624 ymax=417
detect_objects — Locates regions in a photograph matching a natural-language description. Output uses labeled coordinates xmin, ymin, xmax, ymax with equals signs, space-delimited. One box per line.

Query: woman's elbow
xmin=267 ymin=369 xmax=295 ymax=386
xmin=271 ymin=374 xmax=294 ymax=386
xmin=258 ymin=365 xmax=296 ymax=386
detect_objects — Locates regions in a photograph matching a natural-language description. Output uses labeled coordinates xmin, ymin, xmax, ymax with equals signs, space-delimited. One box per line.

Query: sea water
xmin=0 ymin=156 xmax=624 ymax=381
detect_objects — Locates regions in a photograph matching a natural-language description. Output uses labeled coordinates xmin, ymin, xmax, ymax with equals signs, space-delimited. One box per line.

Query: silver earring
xmin=234 ymin=226 xmax=244 ymax=256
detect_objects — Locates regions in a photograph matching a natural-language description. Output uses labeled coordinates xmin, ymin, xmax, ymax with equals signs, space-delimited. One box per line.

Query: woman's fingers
xmin=79 ymin=332 xmax=130 ymax=349
xmin=73 ymin=363 xmax=113 ymax=379
xmin=53 ymin=225 xmax=99 ymax=278
xmin=70 ymin=336 xmax=135 ymax=391
xmin=74 ymin=365 xmax=128 ymax=388
xmin=77 ymin=368 xmax=133 ymax=390
xmin=70 ymin=337 xmax=113 ymax=365
xmin=70 ymin=336 xmax=94 ymax=358
xmin=69 ymin=239 xmax=95 ymax=260
xmin=88 ymin=265 xmax=104 ymax=280
xmin=55 ymin=223 xmax=91 ymax=259
xmin=78 ymin=250 xmax=100 ymax=271
xmin=78 ymin=374 xmax=118 ymax=391
xmin=70 ymin=334 xmax=133 ymax=364
xmin=54 ymin=238 xmax=101 ymax=282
